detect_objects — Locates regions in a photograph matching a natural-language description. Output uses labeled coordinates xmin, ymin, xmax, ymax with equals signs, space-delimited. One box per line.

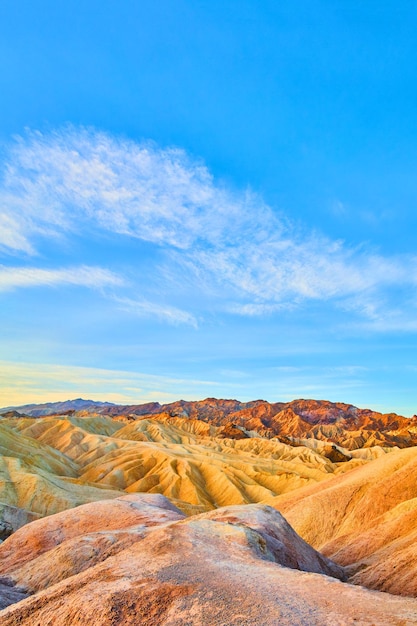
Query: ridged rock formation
xmin=0 ymin=420 xmax=121 ymax=516
xmin=91 ymin=397 xmax=417 ymax=449
xmin=1 ymin=412 xmax=381 ymax=519
xmin=2 ymin=494 xmax=417 ymax=625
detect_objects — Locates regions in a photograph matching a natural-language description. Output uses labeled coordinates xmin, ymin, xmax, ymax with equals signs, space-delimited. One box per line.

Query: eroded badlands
xmin=0 ymin=398 xmax=417 ymax=624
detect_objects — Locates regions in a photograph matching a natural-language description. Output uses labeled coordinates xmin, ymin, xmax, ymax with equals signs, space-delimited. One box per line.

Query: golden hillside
xmin=1 ymin=412 xmax=376 ymax=518
xmin=274 ymin=445 xmax=417 ymax=596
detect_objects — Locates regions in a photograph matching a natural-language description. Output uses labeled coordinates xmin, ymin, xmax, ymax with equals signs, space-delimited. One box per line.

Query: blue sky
xmin=1 ymin=1 xmax=417 ymax=414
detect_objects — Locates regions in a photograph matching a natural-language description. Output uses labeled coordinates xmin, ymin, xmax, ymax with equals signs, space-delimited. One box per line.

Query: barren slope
xmin=273 ymin=445 xmax=417 ymax=596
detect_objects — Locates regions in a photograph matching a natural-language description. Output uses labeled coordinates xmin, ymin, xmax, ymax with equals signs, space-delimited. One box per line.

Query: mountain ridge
xmin=4 ymin=396 xmax=416 ymax=450
xmin=0 ymin=398 xmax=115 ymax=417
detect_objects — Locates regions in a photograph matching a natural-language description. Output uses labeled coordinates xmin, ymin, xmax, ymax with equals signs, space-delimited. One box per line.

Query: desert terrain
xmin=1 ymin=397 xmax=417 ymax=624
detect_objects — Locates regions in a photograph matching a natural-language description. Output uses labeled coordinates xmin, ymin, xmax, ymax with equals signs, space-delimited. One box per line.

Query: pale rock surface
xmin=1 ymin=495 xmax=417 ymax=625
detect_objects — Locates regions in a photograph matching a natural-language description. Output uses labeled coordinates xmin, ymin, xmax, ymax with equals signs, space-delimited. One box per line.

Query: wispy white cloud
xmin=114 ymin=296 xmax=198 ymax=327
xmin=226 ymin=302 xmax=292 ymax=316
xmin=188 ymin=237 xmax=416 ymax=305
xmin=0 ymin=127 xmax=272 ymax=253
xmin=339 ymin=292 xmax=417 ymax=332
xmin=0 ymin=265 xmax=124 ymax=291
xmin=0 ymin=214 xmax=35 ymax=254
xmin=1 ymin=126 xmax=417 ymax=326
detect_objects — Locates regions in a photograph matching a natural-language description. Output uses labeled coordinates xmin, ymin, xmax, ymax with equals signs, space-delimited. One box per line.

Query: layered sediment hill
xmin=1 ymin=413 xmax=366 ymax=519
xmin=0 ymin=401 xmax=413 ymax=532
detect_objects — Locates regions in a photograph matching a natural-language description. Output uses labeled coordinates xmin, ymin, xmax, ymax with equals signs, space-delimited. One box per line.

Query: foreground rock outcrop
xmin=1 ymin=494 xmax=417 ymax=625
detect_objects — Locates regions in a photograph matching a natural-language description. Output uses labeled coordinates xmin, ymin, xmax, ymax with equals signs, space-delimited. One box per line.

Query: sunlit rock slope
xmin=274 ymin=445 xmax=417 ymax=597
xmin=0 ymin=411 xmax=391 ymax=520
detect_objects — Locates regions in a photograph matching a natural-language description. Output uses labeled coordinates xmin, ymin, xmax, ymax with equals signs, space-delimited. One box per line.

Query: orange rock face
xmin=96 ymin=397 xmax=417 ymax=449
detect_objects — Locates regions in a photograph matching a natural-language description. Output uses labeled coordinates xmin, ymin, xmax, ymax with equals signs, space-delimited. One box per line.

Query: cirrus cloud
xmin=1 ymin=126 xmax=417 ymax=325
xmin=1 ymin=127 xmax=274 ymax=253
xmin=0 ymin=265 xmax=125 ymax=291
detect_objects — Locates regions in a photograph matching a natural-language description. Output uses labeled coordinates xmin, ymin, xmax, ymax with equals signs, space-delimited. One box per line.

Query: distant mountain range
xmin=2 ymin=396 xmax=417 ymax=449
xmin=0 ymin=398 xmax=115 ymax=417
